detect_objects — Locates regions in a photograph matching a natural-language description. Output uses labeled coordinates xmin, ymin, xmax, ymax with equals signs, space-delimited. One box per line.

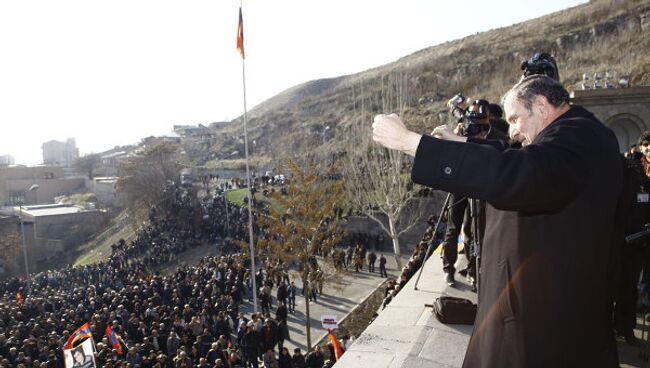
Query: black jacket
xmin=412 ymin=106 xmax=622 ymax=368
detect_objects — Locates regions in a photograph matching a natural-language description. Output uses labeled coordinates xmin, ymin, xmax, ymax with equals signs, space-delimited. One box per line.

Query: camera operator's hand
xmin=453 ymin=123 xmax=463 ymax=135
xmin=372 ymin=113 xmax=422 ymax=156
xmin=432 ymin=125 xmax=467 ymax=143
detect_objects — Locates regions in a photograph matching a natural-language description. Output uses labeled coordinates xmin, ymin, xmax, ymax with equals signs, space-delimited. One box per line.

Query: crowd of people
xmin=0 ymin=182 xmax=349 ymax=368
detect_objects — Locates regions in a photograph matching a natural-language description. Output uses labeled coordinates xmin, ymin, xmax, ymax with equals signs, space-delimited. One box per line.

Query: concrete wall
xmin=3 ymin=166 xmax=64 ymax=180
xmin=1 ymin=166 xmax=86 ymax=205
xmin=344 ymin=194 xmax=445 ymax=254
xmin=92 ymin=178 xmax=122 ymax=207
xmin=0 ymin=209 xmax=107 ymax=278
xmin=20 ymin=222 xmax=65 ymax=273
xmin=4 ymin=178 xmax=85 ymax=205
xmin=29 ymin=211 xmax=107 ymax=245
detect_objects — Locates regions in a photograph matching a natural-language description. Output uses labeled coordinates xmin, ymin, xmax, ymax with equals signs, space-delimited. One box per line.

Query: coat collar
xmin=533 ymin=105 xmax=595 ymax=144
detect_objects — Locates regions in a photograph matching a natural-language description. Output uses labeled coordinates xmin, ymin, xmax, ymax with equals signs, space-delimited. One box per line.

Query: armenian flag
xmin=236 ymin=7 xmax=245 ymax=59
xmin=65 ymin=323 xmax=93 ymax=349
xmin=106 ymin=324 xmax=123 ymax=355
xmin=327 ymin=329 xmax=344 ymax=361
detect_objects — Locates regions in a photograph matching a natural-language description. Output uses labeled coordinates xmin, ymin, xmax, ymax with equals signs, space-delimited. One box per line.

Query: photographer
xmin=373 ymin=75 xmax=622 ymax=367
xmin=614 ymin=135 xmax=650 ymax=346
xmin=438 ymin=98 xmax=504 ymax=288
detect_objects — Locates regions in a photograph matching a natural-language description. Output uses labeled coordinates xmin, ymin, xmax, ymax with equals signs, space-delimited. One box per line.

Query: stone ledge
xmin=335 ymin=253 xmax=476 ymax=367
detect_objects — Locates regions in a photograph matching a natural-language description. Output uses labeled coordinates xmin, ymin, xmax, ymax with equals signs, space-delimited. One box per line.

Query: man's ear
xmin=534 ymin=95 xmax=549 ymax=119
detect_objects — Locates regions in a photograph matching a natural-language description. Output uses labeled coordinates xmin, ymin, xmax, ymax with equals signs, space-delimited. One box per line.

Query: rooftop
xmin=19 ymin=204 xmax=83 ymax=217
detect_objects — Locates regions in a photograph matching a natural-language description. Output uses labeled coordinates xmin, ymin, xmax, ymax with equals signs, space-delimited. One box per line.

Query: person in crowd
xmin=438 ymin=98 xmax=502 ymax=288
xmin=378 ymin=254 xmax=388 ymax=278
xmin=367 ymin=251 xmax=377 ymax=273
xmin=614 ymin=139 xmax=650 ymax=346
xmin=291 ymin=348 xmax=306 ymax=368
xmin=263 ymin=348 xmax=278 ymax=368
xmin=304 ymin=346 xmax=324 ymax=368
xmin=278 ymin=347 xmax=293 ymax=368
xmin=287 ymin=282 xmax=297 ymax=313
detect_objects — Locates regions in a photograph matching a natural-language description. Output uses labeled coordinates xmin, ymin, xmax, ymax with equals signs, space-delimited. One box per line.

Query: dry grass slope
xmin=212 ymin=0 xmax=650 ymax=165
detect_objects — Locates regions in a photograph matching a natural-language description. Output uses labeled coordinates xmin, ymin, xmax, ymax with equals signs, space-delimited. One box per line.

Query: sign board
xmin=64 ymin=338 xmax=96 ymax=368
xmin=321 ymin=315 xmax=338 ymax=330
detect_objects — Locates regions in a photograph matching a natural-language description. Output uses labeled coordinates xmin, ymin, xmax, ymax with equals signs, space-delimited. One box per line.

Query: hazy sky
xmin=0 ymin=0 xmax=585 ymax=165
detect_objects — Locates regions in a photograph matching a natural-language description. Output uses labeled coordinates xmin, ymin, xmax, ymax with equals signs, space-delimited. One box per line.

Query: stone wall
xmin=572 ymin=86 xmax=650 ymax=151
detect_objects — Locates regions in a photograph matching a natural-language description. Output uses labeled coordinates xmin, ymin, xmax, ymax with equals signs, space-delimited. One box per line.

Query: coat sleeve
xmin=411 ymin=122 xmax=589 ymax=212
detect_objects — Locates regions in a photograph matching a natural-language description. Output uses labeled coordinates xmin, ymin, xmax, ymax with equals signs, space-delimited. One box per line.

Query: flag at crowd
xmin=106 ymin=324 xmax=123 ymax=355
xmin=328 ymin=329 xmax=344 ymax=361
xmin=236 ymin=7 xmax=245 ymax=59
xmin=65 ymin=323 xmax=93 ymax=349
xmin=16 ymin=291 xmax=22 ymax=303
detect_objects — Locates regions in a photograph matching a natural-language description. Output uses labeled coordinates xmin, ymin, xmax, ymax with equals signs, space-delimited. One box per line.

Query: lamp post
xmin=19 ymin=184 xmax=39 ymax=297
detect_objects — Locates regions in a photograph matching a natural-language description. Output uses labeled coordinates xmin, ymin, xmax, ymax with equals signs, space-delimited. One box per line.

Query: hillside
xmin=203 ymin=0 xmax=650 ymax=167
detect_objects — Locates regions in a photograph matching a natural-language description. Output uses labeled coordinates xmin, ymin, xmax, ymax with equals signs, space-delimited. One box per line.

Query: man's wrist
xmin=401 ymin=131 xmax=423 ymax=157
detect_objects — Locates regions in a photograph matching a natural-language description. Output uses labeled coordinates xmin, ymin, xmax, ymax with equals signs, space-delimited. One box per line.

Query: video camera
xmin=447 ymin=95 xmax=491 ymax=137
xmin=521 ymin=52 xmax=560 ymax=81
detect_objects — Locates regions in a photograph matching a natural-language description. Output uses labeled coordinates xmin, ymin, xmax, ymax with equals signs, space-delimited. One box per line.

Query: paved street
xmin=238 ymin=254 xmax=404 ymax=352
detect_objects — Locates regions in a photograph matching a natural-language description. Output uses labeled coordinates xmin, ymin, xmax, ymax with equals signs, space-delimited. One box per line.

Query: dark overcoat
xmin=411 ymin=106 xmax=622 ymax=368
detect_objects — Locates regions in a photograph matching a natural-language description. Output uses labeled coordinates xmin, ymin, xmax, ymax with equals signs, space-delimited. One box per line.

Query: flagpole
xmin=239 ymin=3 xmax=259 ymax=313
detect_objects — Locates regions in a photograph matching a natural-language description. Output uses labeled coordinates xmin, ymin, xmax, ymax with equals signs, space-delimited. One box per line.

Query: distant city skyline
xmin=0 ymin=0 xmax=586 ymax=165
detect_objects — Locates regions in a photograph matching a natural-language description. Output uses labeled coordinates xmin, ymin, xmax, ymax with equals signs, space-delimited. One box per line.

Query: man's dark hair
xmin=639 ymin=130 xmax=650 ymax=145
xmin=503 ymin=75 xmax=570 ymax=112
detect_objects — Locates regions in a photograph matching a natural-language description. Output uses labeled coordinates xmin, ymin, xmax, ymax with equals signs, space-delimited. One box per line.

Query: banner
xmin=64 ymin=338 xmax=96 ymax=368
xmin=321 ymin=315 xmax=338 ymax=330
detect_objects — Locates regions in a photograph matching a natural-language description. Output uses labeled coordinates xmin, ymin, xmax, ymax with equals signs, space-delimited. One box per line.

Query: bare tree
xmin=254 ymin=160 xmax=346 ymax=347
xmin=343 ymin=74 xmax=424 ymax=269
xmin=74 ymin=153 xmax=101 ymax=179
xmin=116 ymin=142 xmax=181 ymax=224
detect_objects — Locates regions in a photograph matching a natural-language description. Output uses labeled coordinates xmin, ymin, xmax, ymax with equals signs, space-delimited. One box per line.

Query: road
xmin=238 ymin=254 xmax=404 ymax=353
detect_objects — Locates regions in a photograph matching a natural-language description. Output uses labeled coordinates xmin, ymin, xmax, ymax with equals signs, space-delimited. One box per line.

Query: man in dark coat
xmin=372 ymin=75 xmax=622 ymax=367
xmin=614 ymin=148 xmax=650 ymax=345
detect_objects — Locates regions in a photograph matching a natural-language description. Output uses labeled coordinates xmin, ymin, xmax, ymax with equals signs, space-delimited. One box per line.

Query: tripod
xmin=467 ymin=197 xmax=483 ymax=299
xmin=414 ymin=192 xmax=483 ymax=294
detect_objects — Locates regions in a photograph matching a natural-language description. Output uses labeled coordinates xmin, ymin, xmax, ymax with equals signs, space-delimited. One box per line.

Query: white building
xmin=42 ymin=138 xmax=79 ymax=167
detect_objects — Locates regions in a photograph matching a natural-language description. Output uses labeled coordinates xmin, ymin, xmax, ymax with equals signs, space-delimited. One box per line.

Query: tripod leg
xmin=469 ymin=198 xmax=482 ymax=299
xmin=414 ymin=192 xmax=452 ymax=290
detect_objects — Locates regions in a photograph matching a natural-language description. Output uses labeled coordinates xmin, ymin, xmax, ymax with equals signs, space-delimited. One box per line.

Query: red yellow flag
xmin=65 ymin=323 xmax=93 ymax=349
xmin=328 ymin=329 xmax=344 ymax=361
xmin=16 ymin=291 xmax=22 ymax=303
xmin=236 ymin=7 xmax=245 ymax=59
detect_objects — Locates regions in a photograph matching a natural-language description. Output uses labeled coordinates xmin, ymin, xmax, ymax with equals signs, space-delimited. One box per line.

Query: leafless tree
xmin=116 ymin=142 xmax=181 ymax=224
xmin=343 ymin=74 xmax=425 ymax=269
xmin=74 ymin=153 xmax=101 ymax=179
